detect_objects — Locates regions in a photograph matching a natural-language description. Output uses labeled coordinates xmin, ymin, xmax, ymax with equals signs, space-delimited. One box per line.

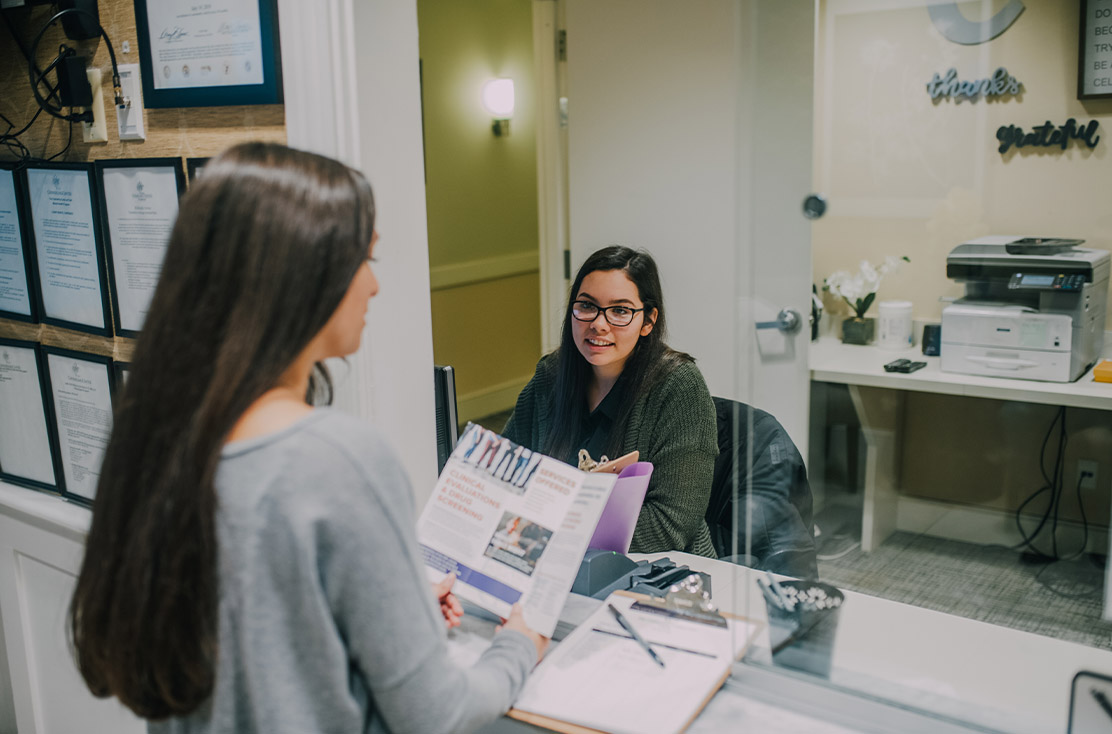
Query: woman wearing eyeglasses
xmin=503 ymin=246 xmax=718 ymax=557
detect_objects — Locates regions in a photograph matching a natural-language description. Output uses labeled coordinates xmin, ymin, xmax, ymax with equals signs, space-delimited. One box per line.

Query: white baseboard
xmin=897 ymin=495 xmax=1108 ymax=556
xmin=457 ymin=374 xmax=532 ymax=427
xmin=430 ymin=252 xmax=539 ymax=291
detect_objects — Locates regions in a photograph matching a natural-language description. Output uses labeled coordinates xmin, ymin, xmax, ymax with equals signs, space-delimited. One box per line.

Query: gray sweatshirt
xmin=150 ymin=409 xmax=536 ymax=734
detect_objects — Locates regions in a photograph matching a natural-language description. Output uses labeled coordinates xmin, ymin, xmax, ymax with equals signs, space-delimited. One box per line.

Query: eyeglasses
xmin=571 ymin=300 xmax=645 ymax=327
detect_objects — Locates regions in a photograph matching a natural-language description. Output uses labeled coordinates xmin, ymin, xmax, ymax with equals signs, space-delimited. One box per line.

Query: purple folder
xmin=587 ymin=462 xmax=654 ymax=553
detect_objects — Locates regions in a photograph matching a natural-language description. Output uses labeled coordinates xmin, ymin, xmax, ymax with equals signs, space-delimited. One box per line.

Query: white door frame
xmin=277 ymin=0 xmax=439 ymax=501
xmin=533 ymin=0 xmax=570 ymax=353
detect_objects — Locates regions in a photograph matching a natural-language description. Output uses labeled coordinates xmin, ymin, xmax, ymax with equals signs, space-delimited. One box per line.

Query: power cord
xmin=27 ymin=8 xmax=123 ymax=123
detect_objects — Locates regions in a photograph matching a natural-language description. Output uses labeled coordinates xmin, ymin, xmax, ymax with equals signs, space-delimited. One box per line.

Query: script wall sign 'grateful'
xmin=927 ymin=67 xmax=1022 ymax=101
xmin=996 ymin=119 xmax=1101 ymax=153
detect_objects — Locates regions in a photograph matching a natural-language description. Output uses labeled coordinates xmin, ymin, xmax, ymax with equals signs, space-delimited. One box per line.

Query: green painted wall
xmin=418 ymin=0 xmax=540 ymax=268
xmin=418 ymin=0 xmax=542 ymax=422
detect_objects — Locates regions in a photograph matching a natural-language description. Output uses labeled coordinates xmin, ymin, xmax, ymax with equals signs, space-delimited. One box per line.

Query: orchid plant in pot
xmin=823 ymin=256 xmax=910 ymax=344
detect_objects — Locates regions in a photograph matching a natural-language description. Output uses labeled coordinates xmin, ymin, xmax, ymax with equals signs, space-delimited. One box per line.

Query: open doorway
xmin=416 ymin=0 xmax=552 ymax=431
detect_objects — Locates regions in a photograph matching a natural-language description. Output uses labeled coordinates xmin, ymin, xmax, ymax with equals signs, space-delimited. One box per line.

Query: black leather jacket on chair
xmin=704 ymin=397 xmax=819 ymax=579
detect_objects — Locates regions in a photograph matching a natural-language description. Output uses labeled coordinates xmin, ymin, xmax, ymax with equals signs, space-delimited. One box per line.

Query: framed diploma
xmin=133 ymin=0 xmax=283 ymax=108
xmin=0 ymin=340 xmax=60 ymax=492
xmin=186 ymin=157 xmax=209 ymax=184
xmin=1079 ymin=0 xmax=1112 ymax=100
xmin=23 ymin=163 xmax=113 ymax=336
xmin=95 ymin=158 xmax=186 ymax=337
xmin=41 ymin=347 xmax=116 ymax=505
xmin=0 ymin=163 xmax=39 ymax=323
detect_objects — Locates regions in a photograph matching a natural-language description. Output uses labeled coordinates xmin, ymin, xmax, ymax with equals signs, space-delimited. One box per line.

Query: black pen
xmin=608 ymin=603 xmax=666 ymax=668
xmin=1092 ymin=687 xmax=1112 ymax=721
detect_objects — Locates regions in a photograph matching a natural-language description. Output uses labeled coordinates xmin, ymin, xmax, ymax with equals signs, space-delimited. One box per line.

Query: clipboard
xmin=589 ymin=450 xmax=639 ymax=474
xmin=508 ymin=589 xmax=762 ymax=734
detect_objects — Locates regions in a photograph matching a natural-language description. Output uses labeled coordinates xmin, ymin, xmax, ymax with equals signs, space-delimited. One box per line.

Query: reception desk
xmin=4 ymin=482 xmax=1110 ymax=734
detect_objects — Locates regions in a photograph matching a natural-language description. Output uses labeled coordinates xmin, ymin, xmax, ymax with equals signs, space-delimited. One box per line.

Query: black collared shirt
xmin=575 ymin=376 xmax=627 ymax=464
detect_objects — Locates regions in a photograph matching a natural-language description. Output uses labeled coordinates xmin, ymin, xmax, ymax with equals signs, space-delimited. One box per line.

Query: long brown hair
xmin=69 ymin=143 xmax=375 ymax=718
xmin=546 ymin=245 xmax=693 ymax=462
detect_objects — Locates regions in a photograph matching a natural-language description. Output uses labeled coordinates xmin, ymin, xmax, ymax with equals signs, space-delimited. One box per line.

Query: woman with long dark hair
xmin=70 ymin=142 xmax=545 ymax=733
xmin=503 ymin=246 xmax=718 ymax=557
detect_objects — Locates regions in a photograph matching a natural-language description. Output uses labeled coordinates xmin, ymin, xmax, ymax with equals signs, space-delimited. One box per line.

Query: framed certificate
xmin=1079 ymin=0 xmax=1112 ymax=100
xmin=113 ymin=360 xmax=131 ymax=388
xmin=0 ymin=340 xmax=60 ymax=492
xmin=41 ymin=347 xmax=116 ymax=505
xmin=95 ymin=158 xmax=186 ymax=337
xmin=133 ymin=0 xmax=283 ymax=108
xmin=0 ymin=163 xmax=39 ymax=323
xmin=23 ymin=163 xmax=113 ymax=336
xmin=186 ymin=157 xmax=209 ymax=184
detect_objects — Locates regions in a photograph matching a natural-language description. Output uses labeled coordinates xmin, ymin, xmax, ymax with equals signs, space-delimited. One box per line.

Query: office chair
xmin=705 ymin=397 xmax=818 ymax=579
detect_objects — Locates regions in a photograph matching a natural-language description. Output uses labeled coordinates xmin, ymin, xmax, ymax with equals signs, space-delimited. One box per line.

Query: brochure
xmin=417 ymin=423 xmax=617 ymax=636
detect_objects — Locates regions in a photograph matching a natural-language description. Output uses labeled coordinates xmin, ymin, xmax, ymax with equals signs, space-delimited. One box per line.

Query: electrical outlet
xmin=1078 ymin=459 xmax=1098 ymax=491
xmin=116 ymin=63 xmax=146 ymax=141
xmin=82 ymin=67 xmax=108 ymax=143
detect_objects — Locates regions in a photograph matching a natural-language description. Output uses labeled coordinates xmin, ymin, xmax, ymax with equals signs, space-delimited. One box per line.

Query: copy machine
xmin=941 ymin=236 xmax=1109 ymax=382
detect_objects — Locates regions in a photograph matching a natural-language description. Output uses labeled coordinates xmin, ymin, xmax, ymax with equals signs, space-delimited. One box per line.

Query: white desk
xmin=809 ymin=337 xmax=1112 ymax=551
xmin=641 ymin=552 xmax=1112 ymax=734
xmin=476 ymin=552 xmax=1112 ymax=733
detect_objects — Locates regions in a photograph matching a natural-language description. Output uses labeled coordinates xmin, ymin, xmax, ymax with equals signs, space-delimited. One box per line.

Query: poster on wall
xmin=95 ymin=158 xmax=186 ymax=336
xmin=41 ymin=347 xmax=116 ymax=505
xmin=1079 ymin=0 xmax=1112 ymax=99
xmin=133 ymin=0 xmax=283 ymax=108
xmin=0 ymin=340 xmax=59 ymax=493
xmin=23 ymin=163 xmax=113 ymax=336
xmin=0 ymin=165 xmax=37 ymax=323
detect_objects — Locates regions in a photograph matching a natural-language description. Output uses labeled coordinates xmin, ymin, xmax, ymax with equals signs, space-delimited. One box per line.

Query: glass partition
xmin=730 ymin=1 xmax=1112 ymax=732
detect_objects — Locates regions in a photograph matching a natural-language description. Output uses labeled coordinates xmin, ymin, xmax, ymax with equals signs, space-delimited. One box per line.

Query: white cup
xmin=877 ymin=300 xmax=913 ymax=350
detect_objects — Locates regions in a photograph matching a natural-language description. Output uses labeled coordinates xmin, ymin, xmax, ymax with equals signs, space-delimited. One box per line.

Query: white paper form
xmin=101 ymin=166 xmax=179 ymax=332
xmin=0 ymin=345 xmax=55 ymax=486
xmin=511 ymin=593 xmax=757 ymax=734
xmin=146 ymin=0 xmax=265 ymax=90
xmin=0 ymin=169 xmax=32 ymax=317
xmin=26 ymin=168 xmax=105 ymax=330
xmin=46 ymin=352 xmax=113 ymax=500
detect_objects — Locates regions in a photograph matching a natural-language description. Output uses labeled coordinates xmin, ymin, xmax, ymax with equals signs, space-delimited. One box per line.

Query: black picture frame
xmin=94 ymin=158 xmax=186 ymax=338
xmin=0 ymin=163 xmax=40 ymax=323
xmin=1068 ymin=670 xmax=1112 ymax=732
xmin=186 ymin=157 xmax=210 ymax=184
xmin=39 ymin=346 xmax=117 ymax=507
xmin=1078 ymin=0 xmax=1112 ymax=100
xmin=133 ymin=0 xmax=283 ymax=109
xmin=0 ymin=339 xmax=63 ymax=494
xmin=22 ymin=162 xmax=113 ymax=337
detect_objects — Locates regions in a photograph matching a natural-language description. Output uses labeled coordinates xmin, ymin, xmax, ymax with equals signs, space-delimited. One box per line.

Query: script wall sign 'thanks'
xmin=927 ymin=67 xmax=1022 ymax=102
xmin=996 ymin=119 xmax=1101 ymax=154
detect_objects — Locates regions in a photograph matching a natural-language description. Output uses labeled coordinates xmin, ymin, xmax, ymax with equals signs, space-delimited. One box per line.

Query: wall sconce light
xmin=481 ymin=78 xmax=514 ymax=137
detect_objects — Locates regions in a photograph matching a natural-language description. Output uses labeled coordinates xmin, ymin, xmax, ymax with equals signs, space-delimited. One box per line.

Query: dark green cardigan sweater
xmin=503 ymin=354 xmax=718 ymax=558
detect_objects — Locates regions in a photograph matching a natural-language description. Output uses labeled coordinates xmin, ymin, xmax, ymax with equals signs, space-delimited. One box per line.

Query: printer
xmin=941 ymin=236 xmax=1109 ymax=383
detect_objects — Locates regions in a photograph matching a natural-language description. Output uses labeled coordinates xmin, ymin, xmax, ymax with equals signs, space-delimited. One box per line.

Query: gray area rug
xmin=818 ymin=530 xmax=1112 ymax=651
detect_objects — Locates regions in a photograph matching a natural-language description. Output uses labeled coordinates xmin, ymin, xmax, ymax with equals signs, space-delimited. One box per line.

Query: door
xmin=561 ymin=0 xmax=814 ymax=456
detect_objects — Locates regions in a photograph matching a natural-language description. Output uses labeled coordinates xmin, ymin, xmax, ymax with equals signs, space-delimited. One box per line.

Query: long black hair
xmin=69 ymin=142 xmax=375 ymax=719
xmin=545 ymin=245 xmax=693 ymax=462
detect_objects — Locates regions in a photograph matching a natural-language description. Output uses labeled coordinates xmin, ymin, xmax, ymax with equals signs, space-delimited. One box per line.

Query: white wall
xmin=563 ymin=0 xmax=815 ymax=451
xmin=0 ymin=485 xmax=143 ymax=734
xmin=279 ymin=0 xmax=439 ymax=504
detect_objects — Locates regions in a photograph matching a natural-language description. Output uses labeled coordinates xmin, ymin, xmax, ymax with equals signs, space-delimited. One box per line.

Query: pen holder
xmin=761 ymin=580 xmax=844 ymax=678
